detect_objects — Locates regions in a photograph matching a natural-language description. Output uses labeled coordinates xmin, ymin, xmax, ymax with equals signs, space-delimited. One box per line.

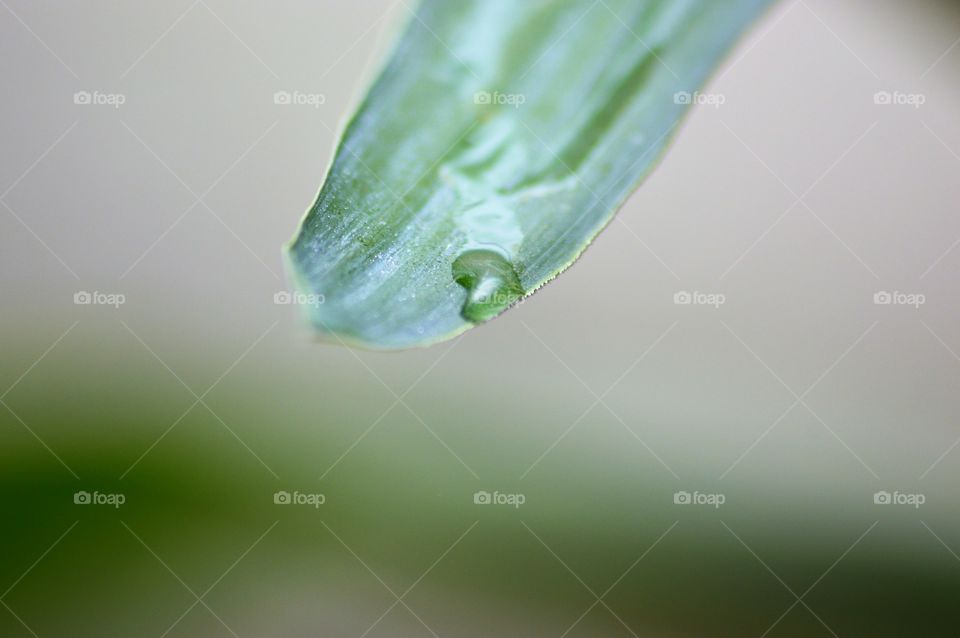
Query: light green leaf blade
xmin=286 ymin=0 xmax=774 ymax=349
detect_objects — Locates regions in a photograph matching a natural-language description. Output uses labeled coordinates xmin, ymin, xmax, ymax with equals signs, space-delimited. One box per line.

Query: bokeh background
xmin=2 ymin=0 xmax=960 ymax=636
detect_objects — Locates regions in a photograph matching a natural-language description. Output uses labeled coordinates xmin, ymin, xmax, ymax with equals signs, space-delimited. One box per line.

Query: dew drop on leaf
xmin=452 ymin=249 xmax=524 ymax=323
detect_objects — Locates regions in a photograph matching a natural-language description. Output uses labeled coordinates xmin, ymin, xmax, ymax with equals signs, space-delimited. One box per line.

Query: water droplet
xmin=452 ymin=249 xmax=523 ymax=323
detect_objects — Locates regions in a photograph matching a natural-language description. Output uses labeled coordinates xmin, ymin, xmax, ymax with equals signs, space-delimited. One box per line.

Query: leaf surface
xmin=287 ymin=0 xmax=774 ymax=348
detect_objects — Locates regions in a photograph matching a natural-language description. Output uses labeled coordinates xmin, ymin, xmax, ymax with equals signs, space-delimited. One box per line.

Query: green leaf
xmin=286 ymin=0 xmax=774 ymax=349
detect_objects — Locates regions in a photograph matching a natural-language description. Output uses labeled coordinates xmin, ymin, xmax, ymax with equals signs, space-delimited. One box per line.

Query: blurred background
xmin=2 ymin=0 xmax=960 ymax=636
